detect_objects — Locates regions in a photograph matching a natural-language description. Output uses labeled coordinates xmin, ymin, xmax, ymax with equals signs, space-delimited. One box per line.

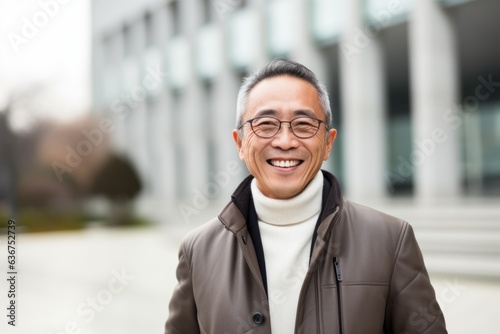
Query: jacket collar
xmin=218 ymin=170 xmax=343 ymax=235
xmin=218 ymin=170 xmax=343 ymax=296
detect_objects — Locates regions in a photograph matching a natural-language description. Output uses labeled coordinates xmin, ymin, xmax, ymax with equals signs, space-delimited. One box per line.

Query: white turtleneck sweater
xmin=251 ymin=171 xmax=323 ymax=334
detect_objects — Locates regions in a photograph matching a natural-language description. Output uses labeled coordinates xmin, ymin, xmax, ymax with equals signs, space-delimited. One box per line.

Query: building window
xmin=171 ymin=91 xmax=185 ymax=198
xmin=462 ymin=103 xmax=500 ymax=195
xmin=202 ymin=81 xmax=217 ymax=177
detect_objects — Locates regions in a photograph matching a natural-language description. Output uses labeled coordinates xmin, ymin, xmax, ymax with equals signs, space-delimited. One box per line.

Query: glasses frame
xmin=237 ymin=116 xmax=329 ymax=139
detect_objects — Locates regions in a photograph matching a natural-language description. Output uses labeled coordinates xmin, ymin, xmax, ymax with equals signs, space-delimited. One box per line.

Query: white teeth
xmin=270 ymin=160 xmax=300 ymax=168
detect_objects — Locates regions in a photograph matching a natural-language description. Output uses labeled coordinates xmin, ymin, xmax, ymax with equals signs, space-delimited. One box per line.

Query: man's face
xmin=233 ymin=75 xmax=337 ymax=199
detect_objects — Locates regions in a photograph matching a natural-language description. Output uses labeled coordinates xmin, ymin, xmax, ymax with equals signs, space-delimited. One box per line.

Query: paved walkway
xmin=1 ymin=225 xmax=499 ymax=334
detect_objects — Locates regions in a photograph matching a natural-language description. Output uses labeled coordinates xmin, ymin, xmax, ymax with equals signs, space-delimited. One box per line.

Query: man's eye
xmin=295 ymin=121 xmax=315 ymax=127
xmin=256 ymin=119 xmax=277 ymax=126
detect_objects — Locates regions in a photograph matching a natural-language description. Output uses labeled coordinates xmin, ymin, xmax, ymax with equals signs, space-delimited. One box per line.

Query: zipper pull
xmin=334 ymin=257 xmax=342 ymax=282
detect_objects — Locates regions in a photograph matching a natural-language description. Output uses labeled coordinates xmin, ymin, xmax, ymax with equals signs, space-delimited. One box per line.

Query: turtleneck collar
xmin=251 ymin=171 xmax=323 ymax=226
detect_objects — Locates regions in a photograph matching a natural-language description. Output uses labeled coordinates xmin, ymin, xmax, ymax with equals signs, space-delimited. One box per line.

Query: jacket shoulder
xmin=342 ymin=199 xmax=408 ymax=231
xmin=180 ymin=217 xmax=227 ymax=253
xmin=337 ymin=200 xmax=413 ymax=260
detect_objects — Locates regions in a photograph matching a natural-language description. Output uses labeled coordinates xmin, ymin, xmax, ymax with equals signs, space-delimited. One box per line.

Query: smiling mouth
xmin=267 ymin=160 xmax=303 ymax=168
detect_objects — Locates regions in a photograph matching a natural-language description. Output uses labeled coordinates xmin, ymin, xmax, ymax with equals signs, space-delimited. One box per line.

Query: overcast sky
xmin=0 ymin=0 xmax=91 ymax=130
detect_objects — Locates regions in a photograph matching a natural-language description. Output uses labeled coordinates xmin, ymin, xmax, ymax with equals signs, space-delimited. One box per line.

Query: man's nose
xmin=271 ymin=123 xmax=299 ymax=148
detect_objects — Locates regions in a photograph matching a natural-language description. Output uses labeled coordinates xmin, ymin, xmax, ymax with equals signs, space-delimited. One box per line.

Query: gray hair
xmin=235 ymin=59 xmax=332 ymax=129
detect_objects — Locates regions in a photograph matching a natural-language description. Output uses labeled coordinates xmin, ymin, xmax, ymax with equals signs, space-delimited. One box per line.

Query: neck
xmin=251 ymin=171 xmax=323 ymax=226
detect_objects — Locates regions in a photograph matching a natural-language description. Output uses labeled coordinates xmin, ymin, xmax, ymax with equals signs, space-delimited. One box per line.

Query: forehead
xmin=246 ymin=75 xmax=324 ymax=119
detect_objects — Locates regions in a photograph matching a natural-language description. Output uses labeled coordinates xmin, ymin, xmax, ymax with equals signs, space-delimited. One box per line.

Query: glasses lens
xmin=252 ymin=117 xmax=280 ymax=138
xmin=291 ymin=118 xmax=320 ymax=138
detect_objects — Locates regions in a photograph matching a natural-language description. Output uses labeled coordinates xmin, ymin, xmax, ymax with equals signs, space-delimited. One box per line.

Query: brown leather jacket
xmin=165 ymin=171 xmax=447 ymax=333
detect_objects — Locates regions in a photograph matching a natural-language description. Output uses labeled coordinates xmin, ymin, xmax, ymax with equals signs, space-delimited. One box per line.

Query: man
xmin=165 ymin=60 xmax=447 ymax=333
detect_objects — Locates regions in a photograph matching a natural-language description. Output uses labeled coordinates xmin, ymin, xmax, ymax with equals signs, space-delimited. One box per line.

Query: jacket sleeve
xmin=385 ymin=222 xmax=447 ymax=334
xmin=164 ymin=241 xmax=201 ymax=334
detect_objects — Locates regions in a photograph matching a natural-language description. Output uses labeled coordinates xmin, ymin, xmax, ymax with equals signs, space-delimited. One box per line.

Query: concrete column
xmin=289 ymin=0 xmax=333 ymax=173
xmin=126 ymin=20 xmax=150 ymax=194
xmin=107 ymin=32 xmax=128 ymax=154
xmin=339 ymin=0 xmax=387 ymax=200
xmin=177 ymin=0 xmax=208 ymax=199
xmin=199 ymin=3 xmax=244 ymax=199
xmin=91 ymin=36 xmax=106 ymax=109
xmin=409 ymin=0 xmax=460 ymax=200
xmin=290 ymin=0 xmax=326 ymax=81
xmin=148 ymin=6 xmax=176 ymax=204
xmin=249 ymin=0 xmax=269 ymax=69
xmin=212 ymin=60 xmax=243 ymax=201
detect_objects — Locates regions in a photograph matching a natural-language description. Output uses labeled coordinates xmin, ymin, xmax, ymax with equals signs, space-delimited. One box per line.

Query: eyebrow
xmin=294 ymin=109 xmax=317 ymax=118
xmin=253 ymin=109 xmax=278 ymax=118
xmin=253 ymin=109 xmax=317 ymax=118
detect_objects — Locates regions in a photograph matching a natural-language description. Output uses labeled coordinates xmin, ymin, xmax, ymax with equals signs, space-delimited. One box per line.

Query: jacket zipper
xmin=293 ymin=207 xmax=342 ymax=333
xmin=333 ymin=257 xmax=343 ymax=334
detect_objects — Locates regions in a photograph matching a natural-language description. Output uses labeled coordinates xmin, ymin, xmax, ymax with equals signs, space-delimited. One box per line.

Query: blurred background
xmin=1 ymin=0 xmax=500 ymax=333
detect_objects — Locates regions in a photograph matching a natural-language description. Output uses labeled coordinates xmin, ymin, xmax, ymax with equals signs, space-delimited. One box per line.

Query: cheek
xmin=310 ymin=141 xmax=327 ymax=157
xmin=245 ymin=136 xmax=263 ymax=155
xmin=311 ymin=145 xmax=330 ymax=162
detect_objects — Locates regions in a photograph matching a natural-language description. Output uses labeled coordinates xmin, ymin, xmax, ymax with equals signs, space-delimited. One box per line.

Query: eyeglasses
xmin=237 ymin=116 xmax=328 ymax=139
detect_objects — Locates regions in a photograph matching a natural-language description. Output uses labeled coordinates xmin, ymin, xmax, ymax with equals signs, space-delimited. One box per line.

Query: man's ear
xmin=323 ymin=128 xmax=337 ymax=161
xmin=232 ymin=129 xmax=245 ymax=160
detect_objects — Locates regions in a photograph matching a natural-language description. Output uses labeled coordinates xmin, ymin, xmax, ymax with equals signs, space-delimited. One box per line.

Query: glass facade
xmin=459 ymin=102 xmax=500 ymax=195
xmin=439 ymin=0 xmax=477 ymax=7
xmin=387 ymin=115 xmax=413 ymax=193
xmin=482 ymin=105 xmax=500 ymax=176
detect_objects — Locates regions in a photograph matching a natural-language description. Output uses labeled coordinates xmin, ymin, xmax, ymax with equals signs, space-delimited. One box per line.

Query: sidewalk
xmin=1 ymin=225 xmax=499 ymax=334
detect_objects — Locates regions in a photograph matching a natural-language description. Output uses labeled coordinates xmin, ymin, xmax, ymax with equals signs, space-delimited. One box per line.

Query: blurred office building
xmin=91 ymin=0 xmax=500 ymax=218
